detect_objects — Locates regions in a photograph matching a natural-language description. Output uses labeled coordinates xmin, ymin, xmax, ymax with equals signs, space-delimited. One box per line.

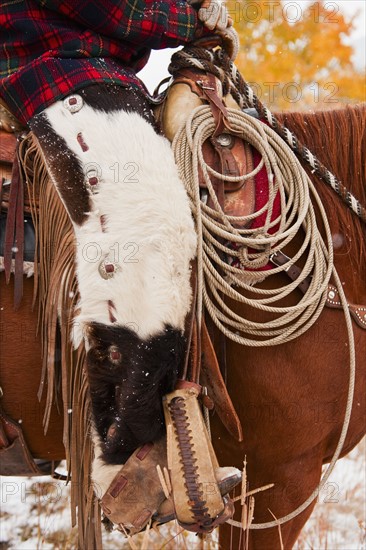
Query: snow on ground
xmin=295 ymin=438 xmax=366 ymax=550
xmin=1 ymin=438 xmax=364 ymax=549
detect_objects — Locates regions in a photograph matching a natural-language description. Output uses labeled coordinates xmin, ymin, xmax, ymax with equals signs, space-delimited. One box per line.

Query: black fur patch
xmin=86 ymin=322 xmax=186 ymax=464
xmin=78 ymin=84 xmax=156 ymax=126
xmin=30 ymin=84 xmax=155 ymax=226
xmin=30 ymin=113 xmax=90 ymax=226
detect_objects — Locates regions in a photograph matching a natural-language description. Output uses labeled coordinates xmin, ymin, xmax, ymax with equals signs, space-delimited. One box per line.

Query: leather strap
xmin=182 ymin=262 xmax=198 ymax=380
xmin=1 ymin=181 xmax=40 ymax=215
xmin=197 ymin=73 xmax=228 ymax=136
xmin=170 ymin=69 xmax=217 ymax=101
xmin=270 ymin=250 xmax=312 ymax=294
xmin=4 ymin=152 xmax=20 ymax=281
xmin=0 ymin=173 xmax=4 ymax=224
xmin=325 ymin=284 xmax=366 ymax=330
xmin=14 ymin=154 xmax=24 ymax=307
xmin=3 ymin=140 xmax=25 ymax=307
xmin=169 ymin=69 xmax=236 ymax=137
xmin=181 ymin=269 xmax=243 ymax=441
xmin=271 ymin=251 xmax=366 ymax=330
xmin=201 ymin=321 xmax=243 ymax=441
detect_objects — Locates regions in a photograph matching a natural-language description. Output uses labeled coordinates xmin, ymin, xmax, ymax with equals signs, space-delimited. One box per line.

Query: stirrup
xmin=163 ymin=380 xmax=239 ymax=533
xmin=100 ymin=435 xmax=241 ymax=536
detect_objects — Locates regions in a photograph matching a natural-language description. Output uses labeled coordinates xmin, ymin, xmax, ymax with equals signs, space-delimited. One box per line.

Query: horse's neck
xmin=277 ymin=106 xmax=366 ymax=303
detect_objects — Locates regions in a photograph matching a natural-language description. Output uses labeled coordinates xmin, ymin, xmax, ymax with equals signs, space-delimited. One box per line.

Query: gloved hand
xmin=217 ymin=25 xmax=240 ymax=60
xmin=198 ymin=0 xmax=230 ymax=31
xmin=192 ymin=0 xmax=240 ymax=60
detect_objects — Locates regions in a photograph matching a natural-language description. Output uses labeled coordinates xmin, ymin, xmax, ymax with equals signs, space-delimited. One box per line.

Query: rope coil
xmin=173 ymin=105 xmax=334 ymax=346
xmin=170 ymin=49 xmax=356 ymax=530
xmin=169 ymin=47 xmax=366 ymax=223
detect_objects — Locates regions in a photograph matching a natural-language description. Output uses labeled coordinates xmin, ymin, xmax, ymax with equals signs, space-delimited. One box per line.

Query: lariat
xmin=173 ymin=103 xmax=333 ymax=346
xmin=167 ymin=45 xmax=356 ymax=530
xmin=169 ymin=47 xmax=366 ymax=223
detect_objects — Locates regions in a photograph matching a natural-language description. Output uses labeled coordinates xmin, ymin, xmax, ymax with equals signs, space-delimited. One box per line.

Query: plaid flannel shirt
xmin=0 ymin=0 xmax=207 ymax=125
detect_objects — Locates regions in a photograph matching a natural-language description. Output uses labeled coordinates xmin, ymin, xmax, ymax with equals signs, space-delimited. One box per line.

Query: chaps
xmin=30 ymin=83 xmax=198 ymax=527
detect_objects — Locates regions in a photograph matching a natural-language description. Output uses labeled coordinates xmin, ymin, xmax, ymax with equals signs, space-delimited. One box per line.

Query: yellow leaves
xmin=228 ymin=0 xmax=365 ymax=110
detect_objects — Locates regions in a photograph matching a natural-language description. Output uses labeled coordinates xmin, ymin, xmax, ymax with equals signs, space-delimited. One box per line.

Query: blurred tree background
xmin=227 ymin=0 xmax=366 ymax=110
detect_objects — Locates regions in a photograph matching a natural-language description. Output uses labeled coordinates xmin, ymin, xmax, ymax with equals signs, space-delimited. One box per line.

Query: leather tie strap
xmin=325 ymin=284 xmax=366 ymax=330
xmin=270 ymin=250 xmax=312 ymax=294
xmin=3 ymin=139 xmax=25 ymax=308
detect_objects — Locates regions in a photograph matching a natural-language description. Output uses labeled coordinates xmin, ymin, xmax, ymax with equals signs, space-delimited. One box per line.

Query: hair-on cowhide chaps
xmin=87 ymin=322 xmax=185 ymax=464
xmin=30 ymin=84 xmax=197 ymax=493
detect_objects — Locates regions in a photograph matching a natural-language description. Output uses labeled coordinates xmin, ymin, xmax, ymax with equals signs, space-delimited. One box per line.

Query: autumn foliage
xmin=227 ymin=0 xmax=366 ymax=110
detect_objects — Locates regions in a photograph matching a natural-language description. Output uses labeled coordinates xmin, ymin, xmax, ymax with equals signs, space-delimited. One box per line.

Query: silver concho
xmin=98 ymin=256 xmax=121 ymax=280
xmin=328 ymin=290 xmax=336 ymax=300
xmin=63 ymin=94 xmax=84 ymax=113
xmin=216 ymin=134 xmax=233 ymax=147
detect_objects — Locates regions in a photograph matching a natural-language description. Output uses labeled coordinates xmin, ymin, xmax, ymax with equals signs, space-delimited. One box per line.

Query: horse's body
xmin=213 ymin=105 xmax=366 ymax=549
xmin=0 ymin=97 xmax=365 ymax=549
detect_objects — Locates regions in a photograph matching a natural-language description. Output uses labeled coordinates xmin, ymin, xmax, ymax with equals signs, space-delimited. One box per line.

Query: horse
xmin=0 ymin=68 xmax=365 ymax=549
xmin=211 ymin=104 xmax=366 ymax=549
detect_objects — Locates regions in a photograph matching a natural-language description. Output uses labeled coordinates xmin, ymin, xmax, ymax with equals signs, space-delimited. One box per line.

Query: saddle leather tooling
xmin=156 ymin=69 xmax=256 ymax=220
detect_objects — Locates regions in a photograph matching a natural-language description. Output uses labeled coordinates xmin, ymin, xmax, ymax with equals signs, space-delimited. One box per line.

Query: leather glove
xmin=193 ymin=0 xmax=240 ymax=60
xmin=217 ymin=25 xmax=240 ymax=60
xmin=198 ymin=0 xmax=229 ymax=31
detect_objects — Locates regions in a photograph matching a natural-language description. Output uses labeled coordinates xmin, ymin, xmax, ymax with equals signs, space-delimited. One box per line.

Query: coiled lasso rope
xmin=169 ymin=46 xmax=366 ymax=223
xmin=174 ymin=105 xmax=334 ymax=346
xmin=172 ymin=103 xmax=356 ymax=528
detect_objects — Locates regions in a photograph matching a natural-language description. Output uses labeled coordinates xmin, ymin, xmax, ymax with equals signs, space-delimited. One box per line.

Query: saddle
xmin=156 ymin=68 xmax=257 ymax=221
xmin=1 ymin=69 xmax=365 ymax=539
xmin=0 ymin=124 xmax=65 ymax=477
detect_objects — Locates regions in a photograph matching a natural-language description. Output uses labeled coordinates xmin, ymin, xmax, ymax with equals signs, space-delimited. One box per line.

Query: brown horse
xmin=212 ymin=104 xmax=366 ymax=549
xmin=0 ymin=91 xmax=365 ymax=549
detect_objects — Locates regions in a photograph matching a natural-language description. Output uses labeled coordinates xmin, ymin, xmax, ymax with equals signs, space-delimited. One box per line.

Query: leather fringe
xmin=18 ymin=133 xmax=102 ymax=550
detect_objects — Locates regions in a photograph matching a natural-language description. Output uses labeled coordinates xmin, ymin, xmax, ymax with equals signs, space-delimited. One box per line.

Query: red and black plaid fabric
xmin=0 ymin=0 xmax=207 ymax=125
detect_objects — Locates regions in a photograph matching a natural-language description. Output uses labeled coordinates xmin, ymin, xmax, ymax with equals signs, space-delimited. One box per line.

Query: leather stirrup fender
xmin=201 ymin=321 xmax=243 ymax=442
